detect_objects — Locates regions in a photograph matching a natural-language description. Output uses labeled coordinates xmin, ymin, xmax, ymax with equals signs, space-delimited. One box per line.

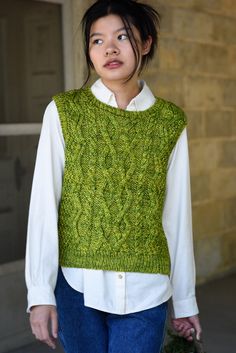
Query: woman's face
xmin=89 ymin=14 xmax=151 ymax=86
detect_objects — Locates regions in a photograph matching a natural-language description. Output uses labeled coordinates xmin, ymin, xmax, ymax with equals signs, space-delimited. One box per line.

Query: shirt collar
xmin=90 ymin=78 xmax=156 ymax=111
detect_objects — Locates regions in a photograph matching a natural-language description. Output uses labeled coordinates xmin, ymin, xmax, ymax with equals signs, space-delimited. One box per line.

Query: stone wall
xmin=76 ymin=0 xmax=236 ymax=282
xmin=1 ymin=1 xmax=236 ymax=352
xmin=141 ymin=0 xmax=236 ymax=282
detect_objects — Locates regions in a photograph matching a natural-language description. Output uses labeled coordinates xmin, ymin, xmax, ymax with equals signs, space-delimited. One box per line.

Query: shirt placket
xmin=115 ymin=271 xmax=126 ymax=314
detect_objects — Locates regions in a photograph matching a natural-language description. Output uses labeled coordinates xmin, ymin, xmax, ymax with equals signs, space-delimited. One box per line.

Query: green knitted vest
xmin=53 ymin=87 xmax=187 ymax=274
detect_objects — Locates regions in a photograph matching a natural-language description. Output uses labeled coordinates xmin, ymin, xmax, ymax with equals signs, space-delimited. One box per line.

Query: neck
xmin=101 ymin=78 xmax=141 ymax=110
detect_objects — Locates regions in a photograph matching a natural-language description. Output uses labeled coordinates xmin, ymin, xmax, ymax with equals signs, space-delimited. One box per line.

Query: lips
xmin=104 ymin=60 xmax=123 ymax=69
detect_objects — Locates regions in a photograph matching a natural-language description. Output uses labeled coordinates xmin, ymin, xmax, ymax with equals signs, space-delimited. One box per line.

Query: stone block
xmin=218 ymin=140 xmax=236 ymax=167
xmin=155 ymin=3 xmax=173 ymax=34
xmin=172 ymin=8 xmax=214 ymax=42
xmin=159 ymin=38 xmax=228 ymax=76
xmin=196 ymin=0 xmax=222 ymax=12
xmin=172 ymin=11 xmax=236 ymax=59
xmin=209 ymin=169 xmax=236 ymax=200
xmin=156 ymin=0 xmax=222 ymax=11
xmin=158 ymin=38 xmax=182 ymax=71
xmin=228 ymin=46 xmax=236 ymax=77
xmin=191 ymin=173 xmax=211 ymax=203
xmin=143 ymin=71 xmax=184 ymax=107
xmin=213 ymin=16 xmax=236 ymax=45
xmin=184 ymin=76 xmax=223 ymax=109
xmin=167 ymin=0 xmax=197 ymax=7
xmin=222 ymin=0 xmax=236 ymax=16
xmin=189 ymin=140 xmax=220 ymax=174
xmin=223 ymin=197 xmax=236 ymax=229
xmin=149 ymin=57 xmax=159 ymax=71
xmin=192 ymin=202 xmax=225 ymax=237
xmin=233 ymin=115 xmax=236 ymax=137
xmin=221 ymin=230 xmax=236 ymax=268
xmin=186 ymin=110 xmax=205 ymax=140
xmin=222 ymin=79 xmax=236 ymax=107
xmin=205 ymin=111 xmax=234 ymax=138
xmin=194 ymin=234 xmax=222 ymax=280
xmin=193 ymin=43 xmax=228 ymax=76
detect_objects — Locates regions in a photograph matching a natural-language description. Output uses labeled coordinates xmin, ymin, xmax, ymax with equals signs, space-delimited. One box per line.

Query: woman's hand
xmin=30 ymin=305 xmax=58 ymax=349
xmin=171 ymin=314 xmax=202 ymax=341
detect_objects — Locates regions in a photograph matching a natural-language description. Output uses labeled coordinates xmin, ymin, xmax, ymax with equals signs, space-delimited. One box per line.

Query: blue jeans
xmin=55 ymin=267 xmax=167 ymax=353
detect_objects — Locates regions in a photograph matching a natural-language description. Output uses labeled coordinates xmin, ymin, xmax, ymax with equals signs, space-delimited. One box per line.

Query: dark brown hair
xmin=81 ymin=0 xmax=161 ymax=85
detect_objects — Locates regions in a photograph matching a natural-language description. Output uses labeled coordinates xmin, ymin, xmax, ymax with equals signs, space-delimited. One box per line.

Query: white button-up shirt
xmin=25 ymin=79 xmax=199 ymax=318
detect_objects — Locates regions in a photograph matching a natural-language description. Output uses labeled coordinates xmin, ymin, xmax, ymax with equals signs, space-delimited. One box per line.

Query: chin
xmin=101 ymin=73 xmax=132 ymax=82
xmin=98 ymin=68 xmax=134 ymax=80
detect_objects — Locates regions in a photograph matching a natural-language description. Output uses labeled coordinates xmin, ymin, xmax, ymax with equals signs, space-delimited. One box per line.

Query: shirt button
xmin=118 ymin=274 xmax=123 ymax=279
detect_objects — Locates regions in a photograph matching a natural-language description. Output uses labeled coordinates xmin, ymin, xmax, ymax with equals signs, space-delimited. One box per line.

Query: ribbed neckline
xmin=78 ymin=87 xmax=165 ymax=118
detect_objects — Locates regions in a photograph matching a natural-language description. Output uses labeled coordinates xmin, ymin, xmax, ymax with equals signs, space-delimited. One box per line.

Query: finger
xmin=172 ymin=319 xmax=192 ymax=329
xmin=176 ymin=322 xmax=192 ymax=333
xmin=173 ymin=321 xmax=184 ymax=331
xmin=31 ymin=323 xmax=41 ymax=340
xmin=184 ymin=328 xmax=194 ymax=341
xmin=191 ymin=319 xmax=202 ymax=340
xmin=175 ymin=323 xmax=184 ymax=331
xmin=42 ymin=334 xmax=56 ymax=350
xmin=30 ymin=313 xmax=42 ymax=338
xmin=30 ymin=318 xmax=43 ymax=340
xmin=45 ymin=337 xmax=56 ymax=350
xmin=30 ymin=315 xmax=47 ymax=341
xmin=51 ymin=310 xmax=58 ymax=339
xmin=186 ymin=335 xmax=194 ymax=342
xmin=195 ymin=324 xmax=202 ymax=341
xmin=178 ymin=327 xmax=193 ymax=339
xmin=41 ymin=325 xmax=56 ymax=349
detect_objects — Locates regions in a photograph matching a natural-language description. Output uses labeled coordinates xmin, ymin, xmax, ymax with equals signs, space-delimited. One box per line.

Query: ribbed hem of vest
xmin=59 ymin=252 xmax=170 ymax=275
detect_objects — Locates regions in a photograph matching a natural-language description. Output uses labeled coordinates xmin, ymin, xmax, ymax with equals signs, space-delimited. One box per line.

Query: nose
xmin=105 ymin=45 xmax=120 ymax=57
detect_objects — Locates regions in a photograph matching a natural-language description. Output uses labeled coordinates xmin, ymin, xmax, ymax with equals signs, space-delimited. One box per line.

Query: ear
xmin=142 ymin=35 xmax=153 ymax=55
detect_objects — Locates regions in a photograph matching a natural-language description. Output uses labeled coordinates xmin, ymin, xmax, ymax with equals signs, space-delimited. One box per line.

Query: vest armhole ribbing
xmin=52 ymin=91 xmax=76 ymax=143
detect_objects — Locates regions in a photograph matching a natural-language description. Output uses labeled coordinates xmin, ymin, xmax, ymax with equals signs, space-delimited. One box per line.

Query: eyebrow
xmin=89 ymin=27 xmax=127 ymax=39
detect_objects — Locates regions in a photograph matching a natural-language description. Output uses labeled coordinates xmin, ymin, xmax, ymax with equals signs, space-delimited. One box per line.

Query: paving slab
xmin=196 ymin=273 xmax=236 ymax=353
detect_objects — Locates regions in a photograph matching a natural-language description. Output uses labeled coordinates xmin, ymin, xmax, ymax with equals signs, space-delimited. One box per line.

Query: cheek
xmin=89 ymin=48 xmax=101 ymax=65
xmin=124 ymin=43 xmax=137 ymax=60
xmin=88 ymin=50 xmax=96 ymax=67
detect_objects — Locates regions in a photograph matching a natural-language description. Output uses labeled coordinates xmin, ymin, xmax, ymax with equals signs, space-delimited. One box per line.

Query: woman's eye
xmin=92 ymin=39 xmax=103 ymax=45
xmin=118 ymin=34 xmax=128 ymax=41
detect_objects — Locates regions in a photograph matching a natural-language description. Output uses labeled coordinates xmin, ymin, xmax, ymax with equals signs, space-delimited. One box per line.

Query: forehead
xmin=90 ymin=14 xmax=139 ymax=36
xmin=90 ymin=14 xmax=124 ymax=32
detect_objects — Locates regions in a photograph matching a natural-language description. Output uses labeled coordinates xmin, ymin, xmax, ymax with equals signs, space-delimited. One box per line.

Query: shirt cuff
xmin=171 ymin=296 xmax=199 ymax=318
xmin=27 ymin=286 xmax=56 ymax=313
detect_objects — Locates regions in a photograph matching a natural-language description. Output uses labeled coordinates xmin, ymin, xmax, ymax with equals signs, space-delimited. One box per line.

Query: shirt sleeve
xmin=25 ymin=101 xmax=65 ymax=312
xmin=162 ymin=127 xmax=199 ymax=318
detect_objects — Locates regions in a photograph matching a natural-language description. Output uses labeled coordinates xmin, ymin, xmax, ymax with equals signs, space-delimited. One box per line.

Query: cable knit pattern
xmin=53 ymin=87 xmax=187 ymax=274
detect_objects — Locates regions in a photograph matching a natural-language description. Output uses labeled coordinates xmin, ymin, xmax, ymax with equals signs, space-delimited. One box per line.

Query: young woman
xmin=25 ymin=1 xmax=202 ymax=352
